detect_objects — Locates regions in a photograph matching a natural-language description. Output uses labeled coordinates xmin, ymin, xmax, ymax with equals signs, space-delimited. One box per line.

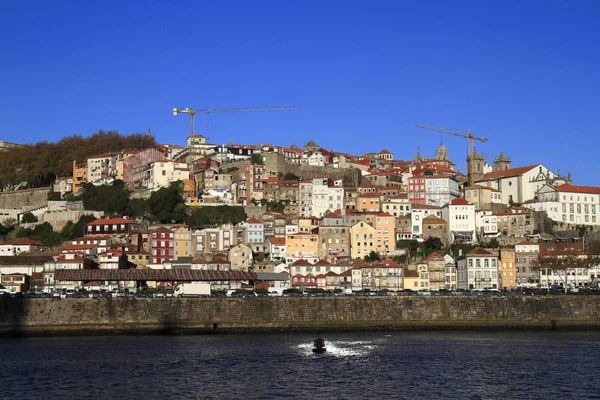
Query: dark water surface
xmin=1 ymin=331 xmax=598 ymax=399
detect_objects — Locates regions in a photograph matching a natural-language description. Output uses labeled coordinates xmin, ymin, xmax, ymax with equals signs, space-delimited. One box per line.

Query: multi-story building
xmin=356 ymin=192 xmax=381 ymax=214
xmin=132 ymin=160 xmax=190 ymax=191
xmin=245 ymin=218 xmax=264 ymax=252
xmin=150 ymin=227 xmax=174 ymax=264
xmin=457 ymin=248 xmax=499 ymax=290
xmin=495 ymin=207 xmax=535 ymax=238
xmin=285 ymin=232 xmax=319 ymax=264
xmin=350 ymin=220 xmax=377 ymax=259
xmin=0 ymin=238 xmax=47 ymax=256
xmin=299 ymin=180 xmax=313 ymax=217
xmin=122 ymin=147 xmax=167 ymax=188
xmin=279 ymin=180 xmax=299 ymax=203
xmin=86 ymin=218 xmax=140 ymax=237
xmin=311 ymin=177 xmax=344 ymax=218
xmin=422 ymin=216 xmax=448 ymax=246
xmin=172 ymin=224 xmax=192 ymax=260
xmin=426 ymin=252 xmax=446 ymax=291
xmin=527 ymin=183 xmax=600 ymax=228
xmin=228 ymin=243 xmax=253 ymax=271
xmin=382 ymin=195 xmax=411 ymax=217
xmin=268 ymin=237 xmax=286 ymax=262
xmin=87 ymin=152 xmax=121 ymax=186
xmin=72 ymin=162 xmax=88 ymax=193
xmin=515 ymin=241 xmax=540 ymax=287
xmin=318 ymin=224 xmax=351 ymax=261
xmin=444 ymin=254 xmax=457 ymax=290
xmin=373 ymin=212 xmax=396 ymax=255
xmin=408 ymin=172 xmax=460 ymax=206
xmin=475 ymin=210 xmax=499 ymax=239
xmin=465 ymin=185 xmax=503 ymax=209
xmin=191 ymin=224 xmax=235 ymax=257
xmin=475 ymin=164 xmax=556 ymax=205
xmin=499 ymin=247 xmax=517 ymax=288
xmin=441 ymin=199 xmax=476 ymax=244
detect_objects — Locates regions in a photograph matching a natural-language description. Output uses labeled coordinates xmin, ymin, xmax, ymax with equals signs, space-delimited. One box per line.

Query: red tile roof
xmin=556 ymin=184 xmax=600 ymax=195
xmin=423 ymin=216 xmax=447 ymax=224
xmin=426 ymin=252 xmax=444 ymax=260
xmin=247 ymin=217 xmax=262 ymax=224
xmin=467 ymin=248 xmax=494 ymax=256
xmin=0 ymin=238 xmax=46 ymax=246
xmin=450 ymin=198 xmax=471 ymax=206
xmin=269 ymin=237 xmax=286 ymax=245
xmin=63 ymin=244 xmax=97 ymax=251
xmin=87 ymin=218 xmax=137 ymax=226
xmin=478 ymin=164 xmax=540 ymax=181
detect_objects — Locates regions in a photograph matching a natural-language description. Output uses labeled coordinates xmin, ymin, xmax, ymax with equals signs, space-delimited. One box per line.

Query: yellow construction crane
xmin=414 ymin=123 xmax=488 ymax=187
xmin=173 ymin=106 xmax=302 ymax=139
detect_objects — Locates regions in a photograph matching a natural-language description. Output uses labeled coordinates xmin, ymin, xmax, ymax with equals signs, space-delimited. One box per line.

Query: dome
xmin=495 ymin=151 xmax=510 ymax=162
xmin=305 ymin=139 xmax=318 ymax=147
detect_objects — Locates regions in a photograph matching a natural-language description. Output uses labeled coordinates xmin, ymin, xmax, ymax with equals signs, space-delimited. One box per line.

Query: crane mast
xmin=414 ymin=123 xmax=488 ymax=187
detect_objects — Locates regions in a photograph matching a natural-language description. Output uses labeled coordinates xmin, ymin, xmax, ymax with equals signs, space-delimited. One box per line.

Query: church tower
xmin=493 ymin=152 xmax=511 ymax=171
xmin=436 ymin=141 xmax=448 ymax=161
xmin=467 ymin=149 xmax=487 ymax=182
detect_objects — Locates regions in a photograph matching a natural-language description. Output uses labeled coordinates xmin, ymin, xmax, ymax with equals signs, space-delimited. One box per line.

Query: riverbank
xmin=2 ymin=296 xmax=600 ymax=337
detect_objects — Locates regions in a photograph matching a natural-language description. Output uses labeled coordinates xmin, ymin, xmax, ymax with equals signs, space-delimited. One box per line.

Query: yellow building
xmin=298 ymin=217 xmax=319 ymax=233
xmin=402 ymin=264 xmax=430 ymax=290
xmin=357 ymin=192 xmax=381 ymax=213
xmin=374 ymin=212 xmax=396 ymax=255
xmin=350 ymin=221 xmax=377 ymax=260
xmin=285 ymin=232 xmax=319 ymax=264
xmin=72 ymin=161 xmax=88 ymax=193
xmin=172 ymin=224 xmax=192 ymax=259
xmin=499 ymin=247 xmax=517 ymax=288
xmin=117 ymin=151 xmax=136 ymax=181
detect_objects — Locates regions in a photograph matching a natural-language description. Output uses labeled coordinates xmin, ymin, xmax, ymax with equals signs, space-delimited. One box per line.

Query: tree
xmin=368 ymin=251 xmax=381 ymax=262
xmin=147 ymin=181 xmax=186 ymax=223
xmin=21 ymin=212 xmax=38 ymax=223
xmin=283 ymin=173 xmax=300 ymax=181
xmin=424 ymin=237 xmax=443 ymax=252
xmin=251 ymin=153 xmax=264 ymax=165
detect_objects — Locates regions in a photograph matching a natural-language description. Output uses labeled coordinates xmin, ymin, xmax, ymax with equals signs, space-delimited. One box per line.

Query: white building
xmin=87 ymin=152 xmax=121 ymax=185
xmin=441 ymin=199 xmax=476 ymax=244
xmin=0 ymin=238 xmax=47 ymax=256
xmin=311 ymin=178 xmax=344 ymax=218
xmin=475 ymin=210 xmax=499 ymax=239
xmin=410 ymin=204 xmax=442 ymax=240
xmin=476 ymin=164 xmax=556 ymax=205
xmin=457 ymin=248 xmax=499 ymax=290
xmin=526 ymin=183 xmax=600 ymax=227
xmin=382 ymin=196 xmax=412 ymax=217
xmin=132 ymin=160 xmax=190 ymax=191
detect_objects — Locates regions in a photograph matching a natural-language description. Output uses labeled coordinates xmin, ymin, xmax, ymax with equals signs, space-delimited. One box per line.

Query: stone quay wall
xmin=2 ymin=296 xmax=600 ymax=336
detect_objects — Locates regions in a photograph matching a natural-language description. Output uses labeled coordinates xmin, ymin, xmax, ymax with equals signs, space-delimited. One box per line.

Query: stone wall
xmin=283 ymin=164 xmax=362 ymax=188
xmin=0 ymin=187 xmax=50 ymax=210
xmin=2 ymin=296 xmax=600 ymax=336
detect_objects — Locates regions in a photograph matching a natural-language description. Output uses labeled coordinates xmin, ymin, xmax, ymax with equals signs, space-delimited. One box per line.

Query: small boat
xmin=313 ymin=336 xmax=326 ymax=353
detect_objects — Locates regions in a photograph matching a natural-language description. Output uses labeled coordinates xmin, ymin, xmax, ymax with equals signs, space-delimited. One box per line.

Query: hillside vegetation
xmin=0 ymin=130 xmax=157 ymax=190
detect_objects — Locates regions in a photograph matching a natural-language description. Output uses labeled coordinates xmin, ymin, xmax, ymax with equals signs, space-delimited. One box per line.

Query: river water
xmin=1 ymin=331 xmax=598 ymax=399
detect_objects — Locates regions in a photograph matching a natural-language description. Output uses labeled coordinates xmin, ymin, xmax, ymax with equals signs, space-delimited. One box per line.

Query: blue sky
xmin=1 ymin=0 xmax=599 ymax=184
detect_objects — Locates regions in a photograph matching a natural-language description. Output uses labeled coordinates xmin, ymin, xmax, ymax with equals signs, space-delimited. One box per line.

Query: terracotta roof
xmin=556 ymin=184 xmax=600 ymax=195
xmin=377 ymin=212 xmax=394 ymax=217
xmin=268 ymin=237 xmax=286 ymax=245
xmin=247 ymin=217 xmax=262 ymax=224
xmin=192 ymin=258 xmax=208 ymax=263
xmin=426 ymin=252 xmax=444 ymax=260
xmin=467 ymin=248 xmax=494 ymax=256
xmin=411 ymin=203 xmax=441 ymax=209
xmin=63 ymin=244 xmax=97 ymax=251
xmin=404 ymin=269 xmax=418 ymax=278
xmin=358 ymin=192 xmax=381 ymax=198
xmin=88 ymin=151 xmax=121 ymax=159
xmin=313 ymin=259 xmax=332 ymax=266
xmin=423 ymin=216 xmax=447 ymax=224
xmin=87 ymin=218 xmax=137 ymax=226
xmin=0 ymin=238 xmax=46 ymax=246
xmin=516 ymin=241 xmax=537 ymax=246
xmin=478 ymin=164 xmax=540 ymax=181
xmin=290 ymin=259 xmax=313 ymax=266
xmin=449 ymin=198 xmax=471 ymax=206
xmin=54 ymin=269 xmax=257 ymax=282
xmin=468 ymin=184 xmax=501 ymax=193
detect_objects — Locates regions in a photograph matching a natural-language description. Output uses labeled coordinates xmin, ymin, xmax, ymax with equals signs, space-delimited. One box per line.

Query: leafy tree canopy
xmin=186 ymin=206 xmax=247 ymax=227
xmin=81 ymin=180 xmax=131 ymax=216
xmin=0 ymin=130 xmax=156 ymax=190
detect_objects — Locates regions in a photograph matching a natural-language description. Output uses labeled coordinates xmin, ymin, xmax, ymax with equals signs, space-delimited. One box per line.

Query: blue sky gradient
xmin=1 ymin=0 xmax=599 ymax=183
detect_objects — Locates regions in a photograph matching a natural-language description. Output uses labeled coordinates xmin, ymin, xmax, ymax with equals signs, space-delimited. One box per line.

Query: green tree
xmin=81 ymin=180 xmax=131 ymax=216
xmin=21 ymin=212 xmax=38 ymax=223
xmin=251 ymin=153 xmax=264 ymax=165
xmin=283 ymin=173 xmax=300 ymax=181
xmin=147 ymin=181 xmax=186 ymax=223
xmin=423 ymin=237 xmax=443 ymax=252
xmin=368 ymin=250 xmax=381 ymax=261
